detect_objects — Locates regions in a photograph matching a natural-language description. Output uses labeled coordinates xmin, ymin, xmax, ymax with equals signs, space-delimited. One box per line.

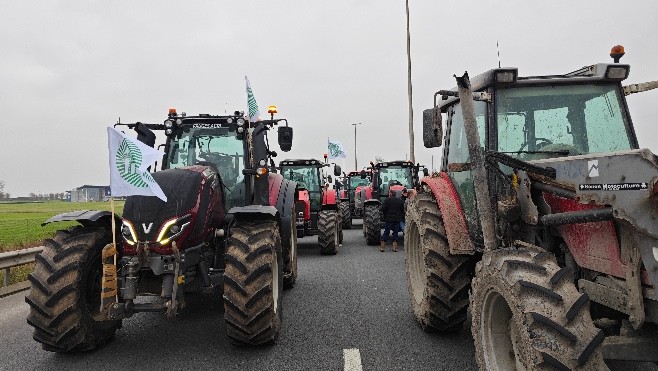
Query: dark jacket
xmin=381 ymin=195 xmax=405 ymax=223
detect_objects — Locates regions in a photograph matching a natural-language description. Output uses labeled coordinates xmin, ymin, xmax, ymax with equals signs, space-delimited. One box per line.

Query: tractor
xmin=338 ymin=171 xmax=371 ymax=227
xmin=26 ymin=108 xmax=299 ymax=352
xmin=405 ymin=45 xmax=658 ymax=369
xmin=279 ymin=158 xmax=343 ymax=255
xmin=359 ymin=161 xmax=426 ymax=245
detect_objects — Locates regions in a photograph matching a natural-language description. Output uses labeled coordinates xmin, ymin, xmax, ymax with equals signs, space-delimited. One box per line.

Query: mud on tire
xmin=363 ymin=204 xmax=380 ymax=246
xmin=404 ymin=192 xmax=472 ymax=332
xmin=318 ymin=210 xmax=339 ymax=255
xmin=471 ymin=247 xmax=608 ymax=370
xmin=223 ymin=220 xmax=283 ymax=345
xmin=25 ymin=227 xmax=121 ymax=352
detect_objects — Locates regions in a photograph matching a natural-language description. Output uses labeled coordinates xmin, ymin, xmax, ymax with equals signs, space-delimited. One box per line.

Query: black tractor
xmin=26 ymin=108 xmax=299 ymax=352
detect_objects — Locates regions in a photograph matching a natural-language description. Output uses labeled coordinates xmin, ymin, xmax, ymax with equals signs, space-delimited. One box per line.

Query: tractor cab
xmin=280 ymin=158 xmax=343 ymax=254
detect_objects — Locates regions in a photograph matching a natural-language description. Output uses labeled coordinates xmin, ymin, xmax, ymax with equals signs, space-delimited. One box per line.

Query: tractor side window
xmin=584 ymin=88 xmax=631 ymax=153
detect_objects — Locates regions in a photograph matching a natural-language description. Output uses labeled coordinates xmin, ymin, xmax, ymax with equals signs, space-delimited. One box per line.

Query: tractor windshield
xmin=281 ymin=165 xmax=322 ymax=211
xmin=166 ymin=127 xmax=246 ymax=209
xmin=378 ymin=166 xmax=412 ymax=197
xmin=496 ymin=83 xmax=633 ymax=160
xmin=350 ymin=176 xmax=369 ymax=189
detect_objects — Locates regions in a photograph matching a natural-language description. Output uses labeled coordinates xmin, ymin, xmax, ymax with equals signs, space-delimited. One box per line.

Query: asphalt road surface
xmin=1 ymin=221 xmax=656 ymax=370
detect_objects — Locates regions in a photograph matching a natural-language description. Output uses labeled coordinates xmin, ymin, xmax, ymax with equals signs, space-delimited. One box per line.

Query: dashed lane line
xmin=343 ymin=348 xmax=363 ymax=371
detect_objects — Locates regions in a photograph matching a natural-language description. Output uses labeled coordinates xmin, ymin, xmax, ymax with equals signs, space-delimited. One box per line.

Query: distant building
xmin=70 ymin=185 xmax=110 ymax=202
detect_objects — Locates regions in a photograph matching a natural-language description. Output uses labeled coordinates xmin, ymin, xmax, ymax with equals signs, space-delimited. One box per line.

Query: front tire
xmin=471 ymin=247 xmax=607 ymax=370
xmin=404 ymin=192 xmax=472 ymax=332
xmin=318 ymin=210 xmax=339 ymax=255
xmin=223 ymin=220 xmax=283 ymax=345
xmin=363 ymin=204 xmax=381 ymax=246
xmin=339 ymin=201 xmax=352 ymax=229
xmin=283 ymin=204 xmax=298 ymax=289
xmin=25 ymin=227 xmax=121 ymax=352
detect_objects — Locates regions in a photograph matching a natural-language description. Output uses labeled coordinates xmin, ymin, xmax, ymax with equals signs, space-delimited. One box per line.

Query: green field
xmin=0 ymin=200 xmax=124 ymax=252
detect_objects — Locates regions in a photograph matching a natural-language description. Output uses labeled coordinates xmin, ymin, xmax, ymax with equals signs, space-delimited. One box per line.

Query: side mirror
xmin=360 ymin=170 xmax=367 ymax=179
xmin=278 ymin=126 xmax=293 ymax=152
xmin=135 ymin=123 xmax=156 ymax=148
xmin=423 ymin=168 xmax=429 ymax=177
xmin=334 ymin=165 xmax=342 ymax=176
xmin=423 ymin=107 xmax=443 ymax=148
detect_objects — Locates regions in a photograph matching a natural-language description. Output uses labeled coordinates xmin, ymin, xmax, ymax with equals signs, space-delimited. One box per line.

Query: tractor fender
xmin=421 ymin=173 xmax=475 ymax=255
xmin=42 ymin=210 xmax=120 ymax=229
xmin=229 ymin=205 xmax=280 ymax=224
xmin=273 ymin=178 xmax=298 ymax=251
xmin=322 ymin=189 xmax=338 ymax=209
xmin=364 ymin=198 xmax=381 ymax=208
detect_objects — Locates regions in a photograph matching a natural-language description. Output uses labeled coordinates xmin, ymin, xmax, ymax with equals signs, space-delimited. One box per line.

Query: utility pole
xmin=406 ymin=0 xmax=415 ymax=163
xmin=351 ymin=123 xmax=362 ymax=170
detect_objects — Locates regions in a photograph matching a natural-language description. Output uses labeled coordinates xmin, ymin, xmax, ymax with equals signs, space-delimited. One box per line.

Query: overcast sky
xmin=2 ymin=1 xmax=658 ymax=197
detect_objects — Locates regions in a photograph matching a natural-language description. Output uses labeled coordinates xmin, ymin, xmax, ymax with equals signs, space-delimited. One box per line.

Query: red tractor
xmin=280 ymin=158 xmax=343 ymax=255
xmin=338 ymin=171 xmax=371 ymax=228
xmin=359 ymin=161 xmax=426 ymax=245
xmin=26 ymin=108 xmax=298 ymax=351
xmin=405 ymin=46 xmax=658 ymax=369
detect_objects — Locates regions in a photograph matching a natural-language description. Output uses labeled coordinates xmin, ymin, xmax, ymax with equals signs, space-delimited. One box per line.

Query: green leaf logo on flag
xmin=116 ymin=139 xmax=149 ymax=188
xmin=328 ymin=139 xmax=346 ymax=159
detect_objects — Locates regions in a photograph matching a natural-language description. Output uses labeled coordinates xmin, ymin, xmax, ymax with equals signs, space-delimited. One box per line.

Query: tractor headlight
xmin=237 ymin=118 xmax=245 ymax=126
xmin=121 ymin=220 xmax=138 ymax=246
xmin=164 ymin=120 xmax=173 ymax=128
xmin=156 ymin=214 xmax=192 ymax=245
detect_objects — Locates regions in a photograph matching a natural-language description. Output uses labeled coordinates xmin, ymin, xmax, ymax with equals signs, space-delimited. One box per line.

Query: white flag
xmin=328 ymin=139 xmax=347 ymax=159
xmin=245 ymin=76 xmax=261 ymax=122
xmin=107 ymin=127 xmax=167 ymax=202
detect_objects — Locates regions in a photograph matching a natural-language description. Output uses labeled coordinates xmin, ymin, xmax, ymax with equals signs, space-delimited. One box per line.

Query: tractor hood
xmin=121 ymin=165 xmax=223 ymax=252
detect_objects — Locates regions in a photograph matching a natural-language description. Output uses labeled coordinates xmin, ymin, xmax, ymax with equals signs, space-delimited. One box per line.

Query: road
xmin=0 ymin=221 xmax=655 ymax=370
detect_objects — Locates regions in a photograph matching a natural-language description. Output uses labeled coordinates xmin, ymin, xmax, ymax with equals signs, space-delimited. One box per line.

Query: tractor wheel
xmin=25 ymin=227 xmax=121 ymax=352
xmin=471 ymin=247 xmax=608 ymax=370
xmin=404 ymin=192 xmax=472 ymax=332
xmin=318 ymin=210 xmax=339 ymax=255
xmin=223 ymin=220 xmax=283 ymax=345
xmin=283 ymin=205 xmax=298 ymax=289
xmin=363 ymin=204 xmax=381 ymax=246
xmin=339 ymin=202 xmax=352 ymax=229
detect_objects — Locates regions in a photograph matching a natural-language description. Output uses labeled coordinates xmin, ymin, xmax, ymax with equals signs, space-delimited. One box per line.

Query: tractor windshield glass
xmin=496 ymin=83 xmax=633 ymax=160
xmin=167 ymin=127 xmax=246 ymax=208
xmin=350 ymin=176 xmax=368 ymax=189
xmin=378 ymin=166 xmax=412 ymax=196
xmin=281 ymin=165 xmax=322 ymax=211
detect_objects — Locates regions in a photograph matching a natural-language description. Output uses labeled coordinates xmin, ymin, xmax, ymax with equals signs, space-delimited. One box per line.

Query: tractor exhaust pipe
xmin=456 ymin=72 xmax=498 ymax=252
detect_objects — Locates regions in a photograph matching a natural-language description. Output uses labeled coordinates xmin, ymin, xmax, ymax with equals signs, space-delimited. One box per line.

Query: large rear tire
xmin=318 ymin=210 xmax=339 ymax=255
xmin=25 ymin=227 xmax=121 ymax=352
xmin=339 ymin=201 xmax=352 ymax=229
xmin=471 ymin=247 xmax=608 ymax=370
xmin=283 ymin=204 xmax=298 ymax=289
xmin=363 ymin=204 xmax=381 ymax=246
xmin=404 ymin=192 xmax=472 ymax=332
xmin=223 ymin=220 xmax=283 ymax=345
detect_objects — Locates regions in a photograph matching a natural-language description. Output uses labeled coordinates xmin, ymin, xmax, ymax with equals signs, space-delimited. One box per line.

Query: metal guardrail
xmin=0 ymin=246 xmax=43 ymax=297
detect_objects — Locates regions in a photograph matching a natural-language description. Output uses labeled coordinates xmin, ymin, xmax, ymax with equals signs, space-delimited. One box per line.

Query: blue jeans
xmin=381 ymin=221 xmax=401 ymax=243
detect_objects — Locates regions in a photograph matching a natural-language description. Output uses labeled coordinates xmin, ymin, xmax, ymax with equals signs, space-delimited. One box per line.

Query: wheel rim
xmin=481 ymin=289 xmax=522 ymax=370
xmin=407 ymin=221 xmax=425 ymax=304
xmin=272 ymin=249 xmax=279 ymax=314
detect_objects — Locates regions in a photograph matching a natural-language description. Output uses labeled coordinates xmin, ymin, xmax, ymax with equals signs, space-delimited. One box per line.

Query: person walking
xmin=380 ymin=189 xmax=405 ymax=252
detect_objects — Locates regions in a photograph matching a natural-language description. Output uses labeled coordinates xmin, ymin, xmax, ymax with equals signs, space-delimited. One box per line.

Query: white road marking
xmin=343 ymin=348 xmax=363 ymax=371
